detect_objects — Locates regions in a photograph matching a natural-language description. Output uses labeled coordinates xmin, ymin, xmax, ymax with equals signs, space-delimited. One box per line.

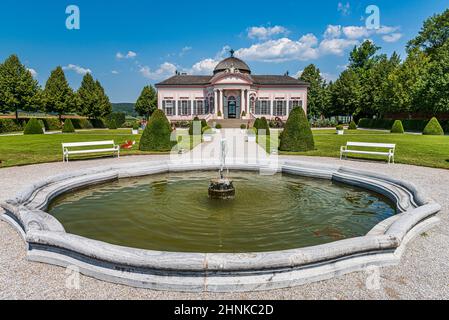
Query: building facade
xmin=155 ymin=54 xmax=309 ymax=121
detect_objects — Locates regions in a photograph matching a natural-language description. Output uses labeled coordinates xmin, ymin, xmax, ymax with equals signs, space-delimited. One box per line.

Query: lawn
xmin=279 ymin=129 xmax=449 ymax=169
xmin=0 ymin=129 xmax=198 ymax=167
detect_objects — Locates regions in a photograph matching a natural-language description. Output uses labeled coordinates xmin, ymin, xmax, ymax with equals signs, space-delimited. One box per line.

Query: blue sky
xmin=1 ymin=0 xmax=448 ymax=102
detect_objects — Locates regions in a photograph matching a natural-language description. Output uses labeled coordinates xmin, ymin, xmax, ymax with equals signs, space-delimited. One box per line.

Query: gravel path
xmin=0 ymin=155 xmax=448 ymax=300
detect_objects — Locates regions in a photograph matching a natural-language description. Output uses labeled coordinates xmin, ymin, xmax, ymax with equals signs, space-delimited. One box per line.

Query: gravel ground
xmin=0 ymin=155 xmax=448 ymax=300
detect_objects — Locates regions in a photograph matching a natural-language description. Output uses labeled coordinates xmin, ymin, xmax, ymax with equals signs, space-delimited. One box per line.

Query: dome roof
xmin=214 ymin=57 xmax=251 ymax=74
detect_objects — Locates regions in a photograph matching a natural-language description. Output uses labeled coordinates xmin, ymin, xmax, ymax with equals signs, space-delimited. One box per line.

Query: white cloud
xmin=324 ymin=25 xmax=342 ymax=39
xmin=337 ymin=2 xmax=351 ymax=16
xmin=116 ymin=51 xmax=137 ymax=60
xmin=342 ymin=26 xmax=370 ymax=39
xmin=236 ymin=35 xmax=319 ymax=62
xmin=27 ymin=68 xmax=37 ymax=78
xmin=111 ymin=70 xmax=119 ymax=75
xmin=382 ymin=33 xmax=403 ymax=43
xmin=139 ymin=62 xmax=177 ymax=80
xmin=63 ymin=64 xmax=91 ymax=75
xmin=319 ymin=38 xmax=359 ymax=55
xmin=248 ymin=25 xmax=289 ymax=40
xmin=190 ymin=58 xmax=219 ymax=75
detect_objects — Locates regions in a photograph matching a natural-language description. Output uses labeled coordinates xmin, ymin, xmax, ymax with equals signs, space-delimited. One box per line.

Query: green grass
xmin=280 ymin=129 xmax=449 ymax=169
xmin=0 ymin=129 xmax=198 ymax=167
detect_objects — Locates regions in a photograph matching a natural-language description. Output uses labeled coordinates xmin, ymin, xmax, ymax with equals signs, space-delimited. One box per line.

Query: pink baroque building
xmin=155 ymin=53 xmax=309 ymax=121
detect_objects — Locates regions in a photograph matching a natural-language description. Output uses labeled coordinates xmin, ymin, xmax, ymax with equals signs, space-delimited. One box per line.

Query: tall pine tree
xmin=77 ymin=73 xmax=111 ymax=119
xmin=43 ymin=67 xmax=76 ymax=120
xmin=0 ymin=54 xmax=41 ymax=119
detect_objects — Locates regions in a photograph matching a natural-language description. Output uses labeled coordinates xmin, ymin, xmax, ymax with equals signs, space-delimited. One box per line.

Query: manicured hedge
xmin=257 ymin=117 xmax=270 ymax=136
xmin=43 ymin=118 xmax=62 ymax=131
xmin=62 ymin=119 xmax=76 ymax=133
xmin=423 ymin=117 xmax=444 ymax=136
xmin=359 ymin=117 xmax=447 ymax=134
xmin=280 ymin=107 xmax=315 ymax=152
xmin=23 ymin=118 xmax=44 ymax=135
xmin=0 ymin=119 xmax=22 ymax=133
xmin=348 ymin=121 xmax=357 ymax=130
xmin=139 ymin=109 xmax=174 ymax=151
xmin=106 ymin=112 xmax=126 ymax=129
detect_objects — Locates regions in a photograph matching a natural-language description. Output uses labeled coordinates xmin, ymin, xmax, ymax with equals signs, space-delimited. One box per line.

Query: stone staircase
xmin=209 ymin=119 xmax=254 ymax=128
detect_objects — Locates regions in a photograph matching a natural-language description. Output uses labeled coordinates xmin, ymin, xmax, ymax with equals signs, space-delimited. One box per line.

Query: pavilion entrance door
xmin=227 ymin=97 xmax=237 ymax=119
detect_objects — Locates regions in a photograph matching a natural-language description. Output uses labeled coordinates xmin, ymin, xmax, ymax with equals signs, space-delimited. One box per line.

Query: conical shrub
xmin=139 ymin=109 xmax=174 ymax=151
xmin=280 ymin=107 xmax=315 ymax=152
xmin=348 ymin=120 xmax=357 ymax=130
xmin=23 ymin=118 xmax=44 ymax=135
xmin=391 ymin=120 xmax=404 ymax=134
xmin=62 ymin=119 xmax=75 ymax=133
xmin=423 ymin=117 xmax=444 ymax=135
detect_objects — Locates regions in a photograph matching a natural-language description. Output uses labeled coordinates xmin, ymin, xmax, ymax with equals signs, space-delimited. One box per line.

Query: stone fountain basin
xmin=0 ymin=160 xmax=441 ymax=292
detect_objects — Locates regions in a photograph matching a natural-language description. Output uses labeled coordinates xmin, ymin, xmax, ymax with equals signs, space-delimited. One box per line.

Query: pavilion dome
xmin=213 ymin=56 xmax=251 ymax=75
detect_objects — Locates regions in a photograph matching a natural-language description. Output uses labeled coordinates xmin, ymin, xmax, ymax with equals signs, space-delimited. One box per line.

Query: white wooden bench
xmin=62 ymin=140 xmax=120 ymax=162
xmin=340 ymin=142 xmax=396 ymax=164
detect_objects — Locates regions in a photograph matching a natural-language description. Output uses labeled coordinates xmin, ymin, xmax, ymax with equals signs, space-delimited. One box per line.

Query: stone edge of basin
xmin=0 ymin=160 xmax=441 ymax=292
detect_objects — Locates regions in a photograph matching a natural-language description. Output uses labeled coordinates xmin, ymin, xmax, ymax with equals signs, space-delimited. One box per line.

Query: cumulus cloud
xmin=180 ymin=46 xmax=192 ymax=56
xmin=27 ymin=68 xmax=38 ymax=78
xmin=382 ymin=33 xmax=403 ymax=43
xmin=319 ymin=38 xmax=359 ymax=55
xmin=324 ymin=25 xmax=342 ymax=39
xmin=63 ymin=64 xmax=91 ymax=75
xmin=111 ymin=70 xmax=119 ymax=75
xmin=139 ymin=62 xmax=177 ymax=80
xmin=236 ymin=35 xmax=319 ymax=62
xmin=190 ymin=58 xmax=219 ymax=75
xmin=342 ymin=26 xmax=371 ymax=39
xmin=248 ymin=25 xmax=289 ymax=40
xmin=116 ymin=51 xmax=137 ymax=60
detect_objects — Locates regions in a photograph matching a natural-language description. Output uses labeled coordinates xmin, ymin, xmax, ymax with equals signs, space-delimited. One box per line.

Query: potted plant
xmin=215 ymin=124 xmax=222 ymax=133
xmin=336 ymin=125 xmax=344 ymax=135
xmin=240 ymin=123 xmax=247 ymax=133
xmin=202 ymin=126 xmax=213 ymax=142
xmin=132 ymin=123 xmax=140 ymax=135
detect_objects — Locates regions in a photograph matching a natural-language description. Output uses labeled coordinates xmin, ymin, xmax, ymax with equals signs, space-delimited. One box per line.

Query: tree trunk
xmin=15 ymin=108 xmax=18 ymax=121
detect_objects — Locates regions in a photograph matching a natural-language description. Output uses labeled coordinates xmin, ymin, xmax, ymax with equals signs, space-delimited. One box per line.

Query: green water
xmin=48 ymin=171 xmax=396 ymax=253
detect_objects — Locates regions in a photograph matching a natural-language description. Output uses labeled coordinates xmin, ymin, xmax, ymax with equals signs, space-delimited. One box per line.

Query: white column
xmin=246 ymin=90 xmax=250 ymax=114
xmin=214 ymin=90 xmax=218 ymax=117
xmin=240 ymin=89 xmax=245 ymax=118
xmin=219 ymin=89 xmax=223 ymax=117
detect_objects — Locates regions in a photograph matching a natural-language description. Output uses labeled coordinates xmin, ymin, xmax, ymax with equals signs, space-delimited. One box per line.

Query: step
xmin=210 ymin=119 xmax=254 ymax=128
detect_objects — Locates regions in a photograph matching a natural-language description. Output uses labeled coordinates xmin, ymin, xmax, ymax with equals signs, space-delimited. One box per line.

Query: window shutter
xmin=255 ymin=100 xmax=260 ymax=114
xmin=193 ymin=101 xmax=197 ymax=115
xmin=178 ymin=101 xmax=181 ymax=115
xmin=188 ymin=101 xmax=192 ymax=115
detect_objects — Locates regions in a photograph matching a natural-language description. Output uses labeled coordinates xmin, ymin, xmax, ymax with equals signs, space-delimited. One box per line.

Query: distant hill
xmin=112 ymin=103 xmax=137 ymax=117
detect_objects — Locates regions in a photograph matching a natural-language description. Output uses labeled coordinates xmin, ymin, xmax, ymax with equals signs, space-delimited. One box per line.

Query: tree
xmin=77 ymin=74 xmax=111 ymax=119
xmin=349 ymin=40 xmax=381 ymax=70
xmin=330 ymin=69 xmax=362 ymax=116
xmin=42 ymin=67 xmax=76 ymax=120
xmin=279 ymin=107 xmax=315 ymax=152
xmin=299 ymin=64 xmax=329 ymax=118
xmin=407 ymin=9 xmax=449 ymax=56
xmin=0 ymin=55 xmax=41 ymax=119
xmin=135 ymin=85 xmax=157 ymax=119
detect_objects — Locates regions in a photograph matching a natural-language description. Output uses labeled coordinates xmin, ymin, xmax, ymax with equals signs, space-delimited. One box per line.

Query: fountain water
xmin=208 ymin=139 xmax=235 ymax=199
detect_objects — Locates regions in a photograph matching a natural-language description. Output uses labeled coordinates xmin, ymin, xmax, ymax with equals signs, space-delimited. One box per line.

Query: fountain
xmin=208 ymin=139 xmax=235 ymax=199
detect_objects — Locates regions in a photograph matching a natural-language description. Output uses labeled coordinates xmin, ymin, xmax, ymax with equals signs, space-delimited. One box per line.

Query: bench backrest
xmin=62 ymin=140 xmax=115 ymax=148
xmin=346 ymin=142 xmax=396 ymax=149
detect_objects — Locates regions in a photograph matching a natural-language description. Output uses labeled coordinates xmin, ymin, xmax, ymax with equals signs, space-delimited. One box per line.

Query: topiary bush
xmin=215 ymin=124 xmax=222 ymax=129
xmin=201 ymin=119 xmax=208 ymax=128
xmin=202 ymin=126 xmax=212 ymax=134
xmin=240 ymin=124 xmax=247 ymax=130
xmin=280 ymin=107 xmax=315 ymax=152
xmin=23 ymin=118 xmax=44 ymax=135
xmin=0 ymin=119 xmax=22 ymax=133
xmin=391 ymin=120 xmax=405 ymax=134
xmin=336 ymin=125 xmax=344 ymax=131
xmin=348 ymin=121 xmax=357 ymax=130
xmin=139 ymin=109 xmax=174 ymax=151
xmin=423 ymin=117 xmax=444 ymax=136
xmin=62 ymin=119 xmax=75 ymax=133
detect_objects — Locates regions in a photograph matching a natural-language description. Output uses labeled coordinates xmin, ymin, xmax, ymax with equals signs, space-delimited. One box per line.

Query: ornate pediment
xmin=211 ymin=72 xmax=253 ymax=85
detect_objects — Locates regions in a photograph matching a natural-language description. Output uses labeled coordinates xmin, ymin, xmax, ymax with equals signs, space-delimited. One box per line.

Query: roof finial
xmin=229 ymin=49 xmax=235 ymax=57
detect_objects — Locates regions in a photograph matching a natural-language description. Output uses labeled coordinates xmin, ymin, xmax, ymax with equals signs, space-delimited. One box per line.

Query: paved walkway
xmin=0 ymin=131 xmax=448 ymax=299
